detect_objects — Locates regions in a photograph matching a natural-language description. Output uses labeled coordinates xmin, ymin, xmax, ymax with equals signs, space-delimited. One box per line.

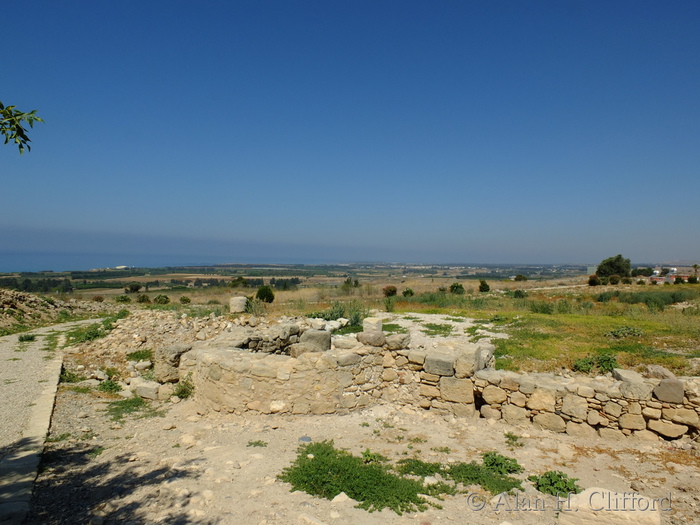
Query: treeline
xmin=0 ymin=277 xmax=73 ymax=293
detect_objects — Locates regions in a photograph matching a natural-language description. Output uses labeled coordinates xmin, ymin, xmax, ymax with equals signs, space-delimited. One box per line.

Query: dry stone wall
xmin=185 ymin=316 xmax=700 ymax=441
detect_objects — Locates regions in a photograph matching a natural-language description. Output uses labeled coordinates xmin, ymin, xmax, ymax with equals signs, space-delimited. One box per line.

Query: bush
xmin=637 ymin=279 xmax=646 ymax=285
xmin=98 ymin=379 xmax=122 ymax=393
xmin=449 ymin=283 xmax=465 ymax=295
xmin=478 ymin=280 xmax=490 ymax=293
xmin=688 ymin=276 xmax=699 ymax=284
xmin=18 ymin=334 xmax=36 ymax=342
xmin=513 ymin=289 xmax=527 ymax=299
xmin=255 ymin=285 xmax=275 ymax=303
xmin=136 ymin=293 xmax=151 ymax=304
xmin=596 ymin=254 xmax=631 ymax=278
xmin=174 ymin=373 xmax=194 ymax=399
xmin=621 ymin=277 xmax=632 ymax=285
xmin=514 ymin=274 xmax=528 ymax=281
xmin=382 ymin=285 xmax=397 ymax=297
xmin=92 ymin=295 xmax=104 ymax=302
xmin=402 ymin=288 xmax=414 ymax=297
xmin=179 ymin=296 xmax=191 ymax=304
xmin=674 ymin=276 xmax=685 ymax=284
xmin=153 ymin=294 xmax=170 ymax=305
xmin=529 ymin=471 xmax=582 ymax=497
xmin=609 ymin=275 xmax=621 ymax=285
xmin=114 ymin=295 xmax=131 ymax=303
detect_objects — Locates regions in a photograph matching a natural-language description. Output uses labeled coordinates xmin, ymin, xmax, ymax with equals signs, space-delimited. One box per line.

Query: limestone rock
xmin=482 ymin=385 xmax=507 ymax=405
xmin=533 ymin=413 xmax=566 ymax=433
xmin=619 ymin=381 xmax=654 ymax=401
xmin=362 ymin=317 xmax=383 ymax=332
xmin=566 ymin=421 xmax=597 ymax=439
xmin=299 ymin=330 xmax=331 ymax=352
xmin=653 ymin=379 xmax=684 ymax=404
xmin=439 ymin=377 xmax=474 ymax=404
xmin=385 ymin=333 xmax=410 ymax=350
xmin=526 ymin=389 xmax=556 ymax=412
xmin=612 ymin=368 xmax=645 ymax=383
xmin=356 ymin=331 xmax=386 ymax=347
xmin=644 ymin=364 xmax=676 ymax=380
xmin=154 ymin=343 xmax=192 ymax=383
xmin=424 ymin=353 xmax=455 ymax=376
xmin=561 ymin=394 xmax=588 ymax=420
xmin=618 ymin=413 xmax=646 ymax=430
xmin=647 ymin=419 xmax=688 ymax=439
xmin=502 ymin=404 xmax=528 ymax=424
xmin=130 ymin=377 xmax=160 ymax=400
xmin=229 ymin=296 xmax=248 ymax=313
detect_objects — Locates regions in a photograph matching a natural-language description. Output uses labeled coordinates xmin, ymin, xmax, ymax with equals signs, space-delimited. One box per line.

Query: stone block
xmin=482 ymin=385 xmax=507 ymax=405
xmin=577 ymin=385 xmax=595 ymax=398
xmin=229 ymin=296 xmax=248 ymax=313
xmin=362 ymin=317 xmax=383 ymax=332
xmin=587 ymin=410 xmax=607 ymax=427
xmin=664 ymin=408 xmax=699 ymax=427
xmin=603 ymin=401 xmax=622 ymax=418
xmin=620 ymin=381 xmax=654 ymax=401
xmin=647 ymin=419 xmax=688 ymax=439
xmin=618 ymin=414 xmax=646 ymax=430
xmin=419 ymin=384 xmax=440 ymax=398
xmin=155 ymin=343 xmax=192 ymax=383
xmin=642 ymin=407 xmax=661 ymax=419
xmin=480 ymin=405 xmax=501 ymax=420
xmin=439 ymin=377 xmax=474 ymax=404
xmin=509 ymin=391 xmax=527 ymax=407
xmin=561 ymin=394 xmax=588 ymax=420
xmin=644 ymin=364 xmax=675 ymax=379
xmin=502 ymin=404 xmax=528 ymax=424
xmin=407 ymin=350 xmax=426 ymax=364
xmin=533 ymin=413 xmax=566 ymax=433
xmin=381 ymin=369 xmax=398 ymax=382
xmin=130 ymin=377 xmax=160 ymax=400
xmin=424 ymin=354 xmax=455 ymax=376
xmin=526 ymin=389 xmax=556 ymax=412
xmin=653 ymin=379 xmax=684 ymax=404
xmin=385 ymin=333 xmax=410 ymax=350
xmin=336 ymin=352 xmax=360 ymax=366
xmin=598 ymin=428 xmax=625 ymax=440
xmin=612 ymin=368 xmax=645 ymax=382
xmin=356 ymin=331 xmax=386 ymax=347
xmin=566 ymin=421 xmax=597 ymax=439
xmin=300 ymin=330 xmax=332 ymax=352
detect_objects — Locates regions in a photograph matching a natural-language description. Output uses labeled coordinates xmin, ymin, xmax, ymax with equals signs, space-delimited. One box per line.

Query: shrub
xmin=98 ymin=379 xmax=122 ymax=393
xmin=179 ymin=296 xmax=191 ymax=304
xmin=674 ymin=276 xmax=685 ymax=284
xmin=529 ymin=471 xmax=582 ymax=497
xmin=382 ymin=285 xmax=397 ymax=297
xmin=136 ymin=293 xmax=151 ymax=304
xmin=174 ymin=373 xmax=194 ymax=399
xmin=596 ymin=254 xmax=631 ymax=278
xmin=92 ymin=295 xmax=104 ymax=302
xmin=621 ymin=277 xmax=632 ymax=285
xmin=114 ymin=295 xmax=131 ymax=303
xmin=402 ymin=288 xmax=414 ymax=297
xmin=449 ymin=283 xmax=465 ymax=295
xmin=153 ymin=294 xmax=170 ymax=305
xmin=18 ymin=333 xmax=36 ymax=342
xmin=514 ymin=274 xmax=528 ymax=281
xmin=256 ymin=285 xmax=275 ymax=303
xmin=588 ymin=274 xmax=601 ymax=286
xmin=513 ymin=289 xmax=528 ymax=299
xmin=608 ymin=275 xmax=621 ymax=285
xmin=637 ymin=279 xmax=646 ymax=285
xmin=688 ymin=276 xmax=699 ymax=284
xmin=529 ymin=301 xmax=554 ymax=314
xmin=478 ymin=280 xmax=490 ymax=293
xmin=245 ymin=297 xmax=266 ymax=315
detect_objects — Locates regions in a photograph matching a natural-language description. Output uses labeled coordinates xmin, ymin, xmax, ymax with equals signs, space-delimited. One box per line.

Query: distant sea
xmin=0 ymin=251 xmax=247 ymax=273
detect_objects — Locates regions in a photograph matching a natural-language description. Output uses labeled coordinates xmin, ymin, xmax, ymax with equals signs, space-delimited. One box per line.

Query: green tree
xmin=256 ymin=285 xmax=275 ymax=303
xmin=449 ymin=282 xmax=465 ymax=294
xmin=596 ymin=254 xmax=631 ymax=278
xmin=479 ymin=280 xmax=490 ymax=293
xmin=382 ymin=285 xmax=397 ymax=297
xmin=1 ymin=101 xmax=43 ymax=154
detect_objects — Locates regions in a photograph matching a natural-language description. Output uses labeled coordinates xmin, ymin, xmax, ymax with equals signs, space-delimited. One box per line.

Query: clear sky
xmin=2 ymin=1 xmax=699 ymax=271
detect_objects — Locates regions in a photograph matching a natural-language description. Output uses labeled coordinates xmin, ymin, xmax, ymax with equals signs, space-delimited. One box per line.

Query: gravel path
xmin=0 ymin=321 xmax=96 ymax=462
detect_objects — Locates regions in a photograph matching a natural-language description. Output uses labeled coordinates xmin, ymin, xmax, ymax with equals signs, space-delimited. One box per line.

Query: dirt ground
xmin=29 ymin=385 xmax=700 ymax=525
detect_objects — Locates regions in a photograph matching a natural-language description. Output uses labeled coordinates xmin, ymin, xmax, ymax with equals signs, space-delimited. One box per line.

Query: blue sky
xmin=2 ymin=1 xmax=699 ymax=271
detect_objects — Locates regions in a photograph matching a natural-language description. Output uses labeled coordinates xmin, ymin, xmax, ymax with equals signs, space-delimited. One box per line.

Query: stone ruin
xmin=148 ymin=315 xmax=700 ymax=442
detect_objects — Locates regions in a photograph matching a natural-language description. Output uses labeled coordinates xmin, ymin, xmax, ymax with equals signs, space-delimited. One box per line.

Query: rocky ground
xmin=23 ymin=309 xmax=700 ymax=525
